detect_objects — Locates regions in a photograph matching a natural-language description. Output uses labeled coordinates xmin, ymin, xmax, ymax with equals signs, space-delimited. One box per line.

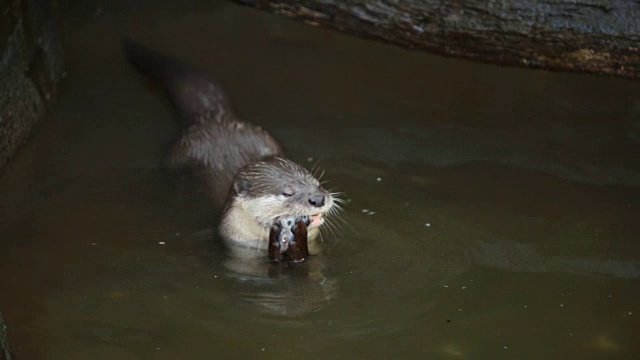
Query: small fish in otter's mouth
xmin=269 ymin=215 xmax=310 ymax=263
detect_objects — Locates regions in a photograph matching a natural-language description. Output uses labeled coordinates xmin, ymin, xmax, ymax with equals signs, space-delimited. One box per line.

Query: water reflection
xmin=221 ymin=249 xmax=338 ymax=317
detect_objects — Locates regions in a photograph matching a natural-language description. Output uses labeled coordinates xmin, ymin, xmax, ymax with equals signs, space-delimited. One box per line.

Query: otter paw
xmin=268 ymin=215 xmax=310 ymax=263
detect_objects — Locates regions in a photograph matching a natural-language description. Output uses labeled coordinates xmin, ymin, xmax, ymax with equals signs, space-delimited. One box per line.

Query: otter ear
xmin=233 ymin=178 xmax=250 ymax=195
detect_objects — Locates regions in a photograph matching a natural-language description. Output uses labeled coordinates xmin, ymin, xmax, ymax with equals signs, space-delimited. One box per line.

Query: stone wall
xmin=0 ymin=0 xmax=64 ymax=170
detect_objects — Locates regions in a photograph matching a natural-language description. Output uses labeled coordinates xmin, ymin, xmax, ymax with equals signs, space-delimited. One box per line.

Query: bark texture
xmin=233 ymin=0 xmax=640 ymax=80
xmin=0 ymin=0 xmax=64 ymax=170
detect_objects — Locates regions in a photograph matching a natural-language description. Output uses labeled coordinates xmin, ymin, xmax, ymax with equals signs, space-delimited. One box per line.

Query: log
xmin=232 ymin=0 xmax=640 ymax=80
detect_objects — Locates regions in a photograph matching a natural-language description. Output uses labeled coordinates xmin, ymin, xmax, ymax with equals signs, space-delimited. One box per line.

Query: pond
xmin=0 ymin=1 xmax=638 ymax=358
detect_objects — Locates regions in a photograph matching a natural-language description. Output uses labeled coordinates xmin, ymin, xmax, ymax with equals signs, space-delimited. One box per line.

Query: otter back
xmin=122 ymin=39 xmax=284 ymax=207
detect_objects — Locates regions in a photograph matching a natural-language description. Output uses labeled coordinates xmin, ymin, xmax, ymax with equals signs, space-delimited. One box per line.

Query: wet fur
xmin=122 ymin=39 xmax=334 ymax=251
xmin=220 ymin=157 xmax=333 ymax=250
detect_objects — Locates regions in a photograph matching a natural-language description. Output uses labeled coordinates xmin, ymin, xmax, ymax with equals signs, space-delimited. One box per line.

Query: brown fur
xmin=122 ymin=39 xmax=335 ymax=253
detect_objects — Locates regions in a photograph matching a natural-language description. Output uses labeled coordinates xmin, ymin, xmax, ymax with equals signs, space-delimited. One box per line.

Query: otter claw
xmin=299 ymin=215 xmax=311 ymax=227
xmin=268 ymin=215 xmax=309 ymax=263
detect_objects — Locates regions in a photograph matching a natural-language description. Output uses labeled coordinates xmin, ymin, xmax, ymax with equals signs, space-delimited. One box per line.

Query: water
xmin=0 ymin=1 xmax=638 ymax=358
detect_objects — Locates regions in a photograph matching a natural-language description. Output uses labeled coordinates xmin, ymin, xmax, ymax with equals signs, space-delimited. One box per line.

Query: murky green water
xmin=1 ymin=1 xmax=639 ymax=359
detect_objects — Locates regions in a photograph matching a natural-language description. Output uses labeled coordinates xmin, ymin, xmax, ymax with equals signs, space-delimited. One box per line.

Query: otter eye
xmin=281 ymin=188 xmax=295 ymax=197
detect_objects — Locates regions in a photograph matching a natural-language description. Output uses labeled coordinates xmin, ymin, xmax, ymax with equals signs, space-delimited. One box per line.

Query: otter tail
xmin=122 ymin=38 xmax=232 ymax=124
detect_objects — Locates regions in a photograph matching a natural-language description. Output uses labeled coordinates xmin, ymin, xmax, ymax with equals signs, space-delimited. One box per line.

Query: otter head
xmin=220 ymin=157 xmax=335 ymax=249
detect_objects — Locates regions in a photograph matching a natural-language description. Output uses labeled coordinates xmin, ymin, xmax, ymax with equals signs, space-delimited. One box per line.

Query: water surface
xmin=0 ymin=1 xmax=638 ymax=359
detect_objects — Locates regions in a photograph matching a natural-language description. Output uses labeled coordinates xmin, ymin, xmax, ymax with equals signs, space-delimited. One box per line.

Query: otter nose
xmin=308 ymin=194 xmax=325 ymax=207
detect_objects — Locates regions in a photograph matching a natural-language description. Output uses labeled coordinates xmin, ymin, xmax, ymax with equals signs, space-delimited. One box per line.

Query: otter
xmin=122 ymin=39 xmax=337 ymax=257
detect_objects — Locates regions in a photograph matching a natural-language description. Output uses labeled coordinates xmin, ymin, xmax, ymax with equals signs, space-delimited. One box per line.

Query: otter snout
xmin=308 ymin=193 xmax=325 ymax=207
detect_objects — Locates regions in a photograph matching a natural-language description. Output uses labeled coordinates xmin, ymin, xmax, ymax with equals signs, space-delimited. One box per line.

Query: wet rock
xmin=0 ymin=0 xmax=64 ymax=169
